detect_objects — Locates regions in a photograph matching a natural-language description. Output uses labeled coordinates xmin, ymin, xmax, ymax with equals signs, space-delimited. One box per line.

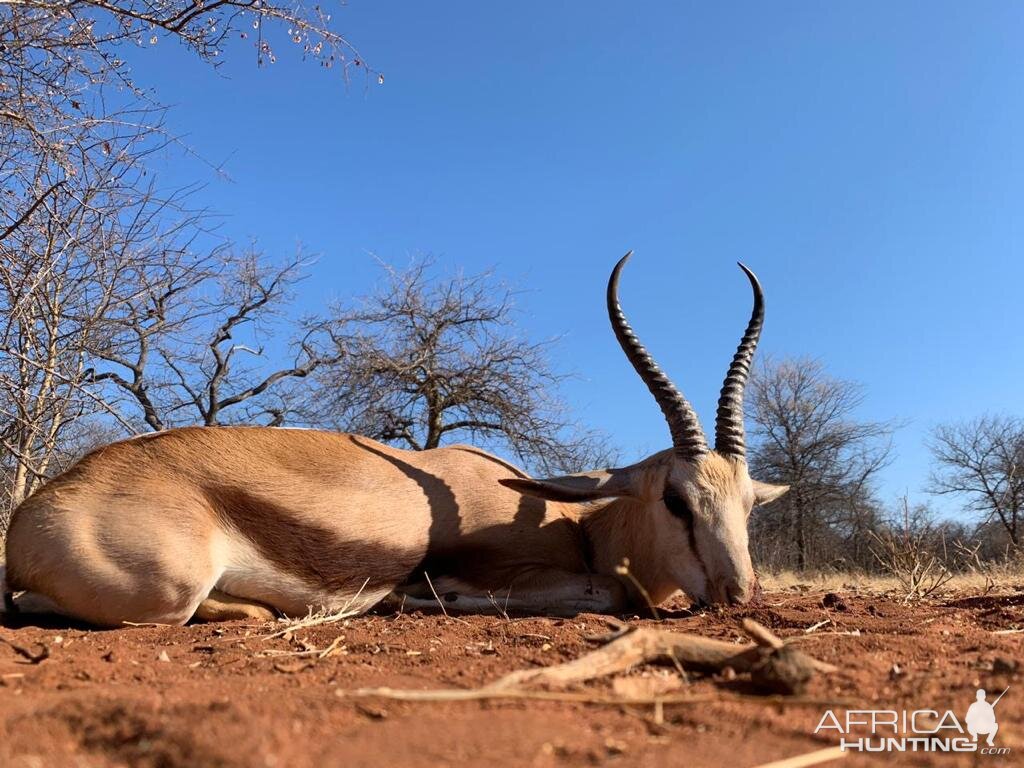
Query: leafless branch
xmin=745 ymin=356 xmax=896 ymax=572
xmin=315 ymin=257 xmax=615 ymax=474
xmin=927 ymin=416 xmax=1023 ymax=550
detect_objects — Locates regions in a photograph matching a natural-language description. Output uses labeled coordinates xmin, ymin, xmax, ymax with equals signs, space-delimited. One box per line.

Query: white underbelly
xmin=210 ymin=529 xmax=389 ymax=617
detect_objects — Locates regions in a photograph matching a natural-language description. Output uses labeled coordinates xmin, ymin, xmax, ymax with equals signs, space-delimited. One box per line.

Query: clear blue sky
xmin=128 ymin=2 xmax=1022 ymax=513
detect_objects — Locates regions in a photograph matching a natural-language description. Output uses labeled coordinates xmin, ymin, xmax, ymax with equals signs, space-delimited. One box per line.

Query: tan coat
xmin=4 ymin=427 xmax=612 ymax=625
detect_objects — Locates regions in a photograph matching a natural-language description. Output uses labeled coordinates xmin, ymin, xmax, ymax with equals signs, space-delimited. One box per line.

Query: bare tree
xmin=318 ymin=259 xmax=614 ymax=475
xmin=0 ymin=251 xmax=110 ymax=517
xmin=928 ymin=416 xmax=1024 ymax=550
xmin=2 ymin=0 xmax=372 ymax=73
xmin=745 ymin=357 xmax=894 ymax=571
xmin=1 ymin=243 xmax=341 ymax=532
xmin=1 ymin=0 xmax=374 ymax=259
xmin=87 ymin=249 xmax=338 ymax=430
xmin=0 ymin=133 xmax=194 ymax=525
xmin=0 ymin=0 xmax=373 ymax=537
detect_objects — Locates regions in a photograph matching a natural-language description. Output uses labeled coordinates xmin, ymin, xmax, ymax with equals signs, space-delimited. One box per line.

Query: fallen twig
xmin=486 ymin=618 xmax=835 ymax=695
xmin=803 ymin=619 xmax=831 ymax=635
xmin=752 ymin=745 xmax=847 ymax=768
xmin=256 ymin=634 xmax=348 ymax=660
xmin=584 ymin=617 xmax=633 ymax=643
xmin=337 ymin=618 xmax=837 ymax=708
xmin=0 ymin=637 xmax=50 ymax=664
xmin=517 ymin=633 xmax=552 ymax=641
xmin=787 ymin=630 xmax=861 ymax=642
xmin=337 ymin=686 xmax=848 ymax=708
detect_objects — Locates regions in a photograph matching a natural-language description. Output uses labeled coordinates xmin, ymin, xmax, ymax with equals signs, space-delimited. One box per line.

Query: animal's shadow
xmin=2 ymin=609 xmax=94 ymax=631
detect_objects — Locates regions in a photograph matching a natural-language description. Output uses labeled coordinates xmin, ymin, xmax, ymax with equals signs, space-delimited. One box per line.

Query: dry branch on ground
xmin=339 ymin=618 xmax=837 ymax=706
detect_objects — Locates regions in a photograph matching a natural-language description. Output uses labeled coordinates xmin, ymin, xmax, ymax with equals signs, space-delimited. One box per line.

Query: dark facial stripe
xmin=662 ymin=486 xmax=708 ymax=574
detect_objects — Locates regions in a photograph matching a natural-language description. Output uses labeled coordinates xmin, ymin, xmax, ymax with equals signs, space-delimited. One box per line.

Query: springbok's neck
xmin=580 ymin=498 xmax=678 ymax=607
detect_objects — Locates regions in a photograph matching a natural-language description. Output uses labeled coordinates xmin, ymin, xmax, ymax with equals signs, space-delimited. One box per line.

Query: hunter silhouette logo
xmin=966 ymin=688 xmax=1007 ymax=748
xmin=814 ymin=687 xmax=1011 ymax=755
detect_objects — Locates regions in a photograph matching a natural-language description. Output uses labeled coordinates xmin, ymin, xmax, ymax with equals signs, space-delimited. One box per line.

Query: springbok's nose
xmin=724 ymin=580 xmax=752 ymax=606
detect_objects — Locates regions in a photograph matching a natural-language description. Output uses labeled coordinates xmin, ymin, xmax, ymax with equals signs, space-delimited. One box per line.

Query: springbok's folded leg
xmin=192 ymin=589 xmax=277 ymax=622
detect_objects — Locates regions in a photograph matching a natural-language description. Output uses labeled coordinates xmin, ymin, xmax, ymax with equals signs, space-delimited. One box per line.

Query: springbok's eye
xmin=662 ymin=486 xmax=695 ymax=528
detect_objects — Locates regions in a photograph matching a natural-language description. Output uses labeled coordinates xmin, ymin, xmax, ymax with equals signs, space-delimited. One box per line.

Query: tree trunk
xmin=10 ymin=460 xmax=29 ymax=510
xmin=794 ymin=492 xmax=807 ymax=571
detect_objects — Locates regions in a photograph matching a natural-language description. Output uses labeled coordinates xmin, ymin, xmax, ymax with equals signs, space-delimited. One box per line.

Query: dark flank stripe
xmin=204 ymin=485 xmax=425 ymax=594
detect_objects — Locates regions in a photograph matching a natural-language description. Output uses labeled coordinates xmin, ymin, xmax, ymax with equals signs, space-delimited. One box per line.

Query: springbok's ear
xmin=499 ymin=467 xmax=643 ymax=503
xmin=752 ymin=479 xmax=789 ymax=506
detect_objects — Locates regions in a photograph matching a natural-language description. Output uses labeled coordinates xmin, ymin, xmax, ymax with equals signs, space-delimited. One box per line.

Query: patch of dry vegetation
xmin=760 ymin=563 xmax=1022 ymax=597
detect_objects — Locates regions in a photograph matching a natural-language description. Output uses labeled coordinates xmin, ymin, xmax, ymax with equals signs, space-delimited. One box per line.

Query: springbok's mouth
xmin=693 ymin=578 xmax=764 ymax=610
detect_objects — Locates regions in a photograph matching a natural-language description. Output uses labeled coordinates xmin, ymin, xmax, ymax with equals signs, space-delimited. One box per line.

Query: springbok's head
xmin=501 ymin=253 xmax=789 ymax=606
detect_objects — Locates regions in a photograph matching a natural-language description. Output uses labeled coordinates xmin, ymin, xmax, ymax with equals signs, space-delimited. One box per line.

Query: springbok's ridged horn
xmin=607 ymin=252 xmax=708 ymax=460
xmin=714 ymin=262 xmax=764 ymax=459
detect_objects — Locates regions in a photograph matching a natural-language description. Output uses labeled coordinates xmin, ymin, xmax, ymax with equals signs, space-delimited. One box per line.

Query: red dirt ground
xmin=1 ymin=588 xmax=1021 ymax=768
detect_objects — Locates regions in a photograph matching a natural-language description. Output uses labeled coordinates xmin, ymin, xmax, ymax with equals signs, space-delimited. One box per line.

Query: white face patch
xmin=661 ymin=457 xmax=757 ymax=605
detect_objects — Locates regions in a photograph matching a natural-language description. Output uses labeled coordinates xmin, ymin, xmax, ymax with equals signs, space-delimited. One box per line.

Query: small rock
xmin=604 ymin=737 xmax=628 ymax=755
xmin=356 ymin=703 xmax=388 ymax=720
xmin=157 ymin=650 xmax=170 ymax=662
xmin=993 ymin=657 xmax=1019 ymax=675
xmin=749 ymin=646 xmax=814 ymax=695
xmin=821 ymin=593 xmax=849 ymax=612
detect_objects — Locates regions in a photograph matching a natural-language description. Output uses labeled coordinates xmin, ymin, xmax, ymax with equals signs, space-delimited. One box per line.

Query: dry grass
xmin=262 ymin=579 xmax=373 ymax=639
xmin=759 ymin=568 xmax=1020 ymax=595
xmin=867 ymin=528 xmax=955 ymax=600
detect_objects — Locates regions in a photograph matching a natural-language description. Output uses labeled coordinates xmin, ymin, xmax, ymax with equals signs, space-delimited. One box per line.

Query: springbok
xmin=2 ymin=254 xmax=788 ymax=626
